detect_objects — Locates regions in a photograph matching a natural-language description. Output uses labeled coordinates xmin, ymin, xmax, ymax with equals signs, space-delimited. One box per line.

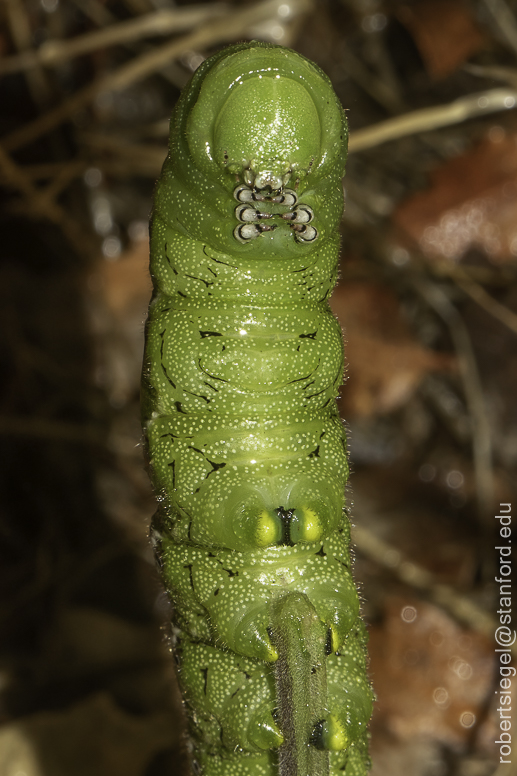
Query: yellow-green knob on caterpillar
xmin=142 ymin=39 xmax=374 ymax=776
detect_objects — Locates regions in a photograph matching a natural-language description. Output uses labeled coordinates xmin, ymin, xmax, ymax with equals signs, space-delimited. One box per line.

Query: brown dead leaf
xmin=369 ymin=733 xmax=447 ymax=776
xmin=88 ymin=238 xmax=151 ymax=407
xmin=0 ymin=692 xmax=177 ymax=776
xmin=95 ymin=237 xmax=151 ymax=319
xmin=369 ymin=595 xmax=495 ymax=749
xmin=397 ymin=0 xmax=487 ymax=79
xmin=351 ymin=473 xmax=478 ymax=586
xmin=331 ymin=282 xmax=454 ymax=417
xmin=393 ymin=128 xmax=517 ymax=264
xmin=53 ymin=607 xmax=167 ymax=671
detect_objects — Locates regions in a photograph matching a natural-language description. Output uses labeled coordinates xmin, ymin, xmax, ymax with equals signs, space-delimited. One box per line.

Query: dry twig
xmin=348 ymin=88 xmax=517 ymax=152
xmin=353 ymin=523 xmax=512 ymax=655
xmin=0 ymin=4 xmax=229 ymax=74
xmin=0 ymin=145 xmax=93 ymax=255
xmin=1 ymin=0 xmax=313 ymax=152
xmin=453 ymin=268 xmax=517 ymax=336
xmin=412 ymin=279 xmax=495 ymax=522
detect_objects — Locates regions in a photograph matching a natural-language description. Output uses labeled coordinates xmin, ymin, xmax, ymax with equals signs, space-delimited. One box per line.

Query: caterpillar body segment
xmin=142 ymin=40 xmax=373 ymax=776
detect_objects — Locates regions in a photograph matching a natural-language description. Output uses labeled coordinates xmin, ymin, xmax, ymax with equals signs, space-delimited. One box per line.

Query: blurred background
xmin=0 ymin=1 xmax=516 ymax=774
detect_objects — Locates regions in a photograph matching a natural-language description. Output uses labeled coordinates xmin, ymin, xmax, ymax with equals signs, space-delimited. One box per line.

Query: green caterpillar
xmin=142 ymin=41 xmax=373 ymax=776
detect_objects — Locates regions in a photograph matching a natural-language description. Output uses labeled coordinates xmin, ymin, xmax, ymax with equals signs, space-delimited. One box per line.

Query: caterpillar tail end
xmin=271 ymin=592 xmax=330 ymax=776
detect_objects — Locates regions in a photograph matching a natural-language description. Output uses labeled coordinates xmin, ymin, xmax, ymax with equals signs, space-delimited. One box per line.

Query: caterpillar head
xmin=184 ymin=43 xmax=347 ymax=196
xmin=164 ymin=42 xmax=347 ymax=254
xmin=214 ymin=76 xmax=321 ymax=195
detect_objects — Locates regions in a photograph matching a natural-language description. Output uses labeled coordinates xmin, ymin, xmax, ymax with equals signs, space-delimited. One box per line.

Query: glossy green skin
xmin=142 ymin=41 xmax=373 ymax=776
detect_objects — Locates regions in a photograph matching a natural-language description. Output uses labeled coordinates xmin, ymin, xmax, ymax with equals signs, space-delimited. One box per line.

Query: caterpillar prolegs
xmin=142 ymin=41 xmax=374 ymax=776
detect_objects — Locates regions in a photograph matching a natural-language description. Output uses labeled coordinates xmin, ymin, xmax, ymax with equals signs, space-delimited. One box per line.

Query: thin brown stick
xmin=339 ymin=44 xmax=406 ymax=114
xmin=427 ymin=257 xmax=517 ymax=287
xmin=43 ymin=159 xmax=89 ymax=200
xmin=1 ymin=0 xmax=312 ymax=153
xmin=463 ymin=62 xmax=517 ymax=89
xmin=348 ymin=88 xmax=517 ymax=153
xmin=353 ymin=524 xmax=511 ymax=654
xmin=80 ymin=132 xmax=167 ymax=176
xmin=71 ymin=0 xmax=116 ymax=27
xmin=0 ymin=144 xmax=93 ymax=256
xmin=482 ymin=0 xmax=517 ymax=58
xmin=0 ymin=415 xmax=103 ymax=444
xmin=3 ymin=0 xmax=51 ymax=106
xmin=413 ymin=279 xmax=495 ymax=521
xmin=13 ymin=161 xmax=72 ymax=181
xmin=453 ymin=269 xmax=517 ymax=337
xmin=0 ymin=4 xmax=229 ymax=75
